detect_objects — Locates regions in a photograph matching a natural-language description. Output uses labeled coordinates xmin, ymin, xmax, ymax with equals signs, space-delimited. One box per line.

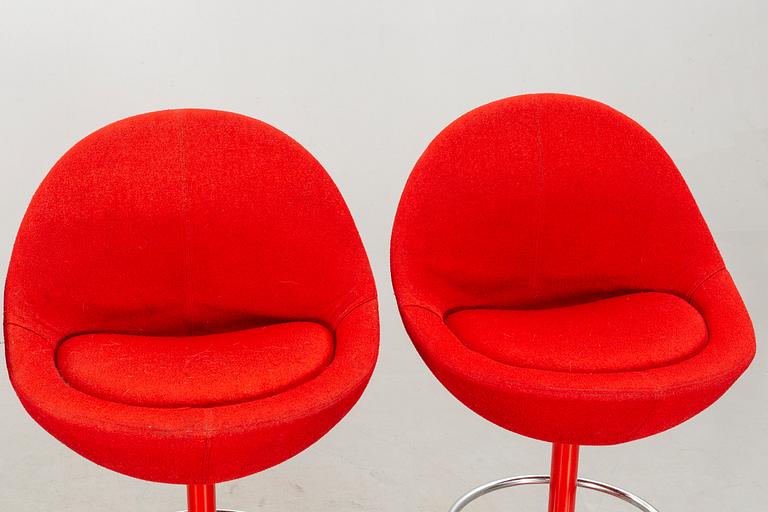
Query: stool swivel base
xmin=449 ymin=443 xmax=659 ymax=512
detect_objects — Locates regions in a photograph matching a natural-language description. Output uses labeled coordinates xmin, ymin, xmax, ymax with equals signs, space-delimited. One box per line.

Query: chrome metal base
xmin=449 ymin=475 xmax=659 ymax=512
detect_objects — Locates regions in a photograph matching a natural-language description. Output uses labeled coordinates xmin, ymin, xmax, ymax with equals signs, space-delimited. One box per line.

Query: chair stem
xmin=548 ymin=443 xmax=579 ymax=512
xmin=187 ymin=483 xmax=216 ymax=512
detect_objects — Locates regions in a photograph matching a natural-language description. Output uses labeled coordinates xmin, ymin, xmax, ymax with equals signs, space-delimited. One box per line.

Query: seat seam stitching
xmin=686 ymin=266 xmax=726 ymax=301
xmin=333 ymin=295 xmax=377 ymax=332
xmin=4 ymin=320 xmax=51 ymax=341
xmin=174 ymin=110 xmax=194 ymax=333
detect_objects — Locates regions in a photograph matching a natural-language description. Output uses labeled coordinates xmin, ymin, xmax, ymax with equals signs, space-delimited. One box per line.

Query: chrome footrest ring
xmin=449 ymin=475 xmax=659 ymax=512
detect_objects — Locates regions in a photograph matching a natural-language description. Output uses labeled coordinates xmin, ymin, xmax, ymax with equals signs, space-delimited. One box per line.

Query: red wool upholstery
xmin=4 ymin=109 xmax=378 ymax=483
xmin=446 ymin=293 xmax=707 ymax=373
xmin=56 ymin=322 xmax=334 ymax=407
xmin=391 ymin=93 xmax=755 ymax=445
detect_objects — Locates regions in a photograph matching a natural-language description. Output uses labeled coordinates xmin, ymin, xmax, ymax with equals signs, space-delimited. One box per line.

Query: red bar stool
xmin=4 ymin=109 xmax=378 ymax=511
xmin=390 ymin=93 xmax=755 ymax=511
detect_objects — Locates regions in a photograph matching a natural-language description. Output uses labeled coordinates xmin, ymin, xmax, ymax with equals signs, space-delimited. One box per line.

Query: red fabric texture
xmin=391 ymin=93 xmax=755 ymax=445
xmin=56 ymin=322 xmax=334 ymax=407
xmin=446 ymin=293 xmax=707 ymax=373
xmin=4 ymin=109 xmax=378 ymax=483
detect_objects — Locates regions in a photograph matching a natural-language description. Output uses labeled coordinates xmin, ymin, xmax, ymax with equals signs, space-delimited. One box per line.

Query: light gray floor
xmin=1 ymin=2 xmax=766 ymax=511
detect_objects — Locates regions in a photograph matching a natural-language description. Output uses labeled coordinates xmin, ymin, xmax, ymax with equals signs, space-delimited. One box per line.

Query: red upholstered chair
xmin=4 ymin=110 xmax=378 ymax=511
xmin=391 ymin=94 xmax=755 ymax=512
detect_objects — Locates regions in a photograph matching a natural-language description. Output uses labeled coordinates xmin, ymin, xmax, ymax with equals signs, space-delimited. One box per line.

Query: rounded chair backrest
xmin=6 ymin=109 xmax=375 ymax=341
xmin=391 ymin=94 xmax=723 ymax=314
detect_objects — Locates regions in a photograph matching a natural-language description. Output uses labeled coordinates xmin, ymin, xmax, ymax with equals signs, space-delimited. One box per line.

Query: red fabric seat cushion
xmin=56 ymin=322 xmax=333 ymax=407
xmin=446 ymin=293 xmax=707 ymax=373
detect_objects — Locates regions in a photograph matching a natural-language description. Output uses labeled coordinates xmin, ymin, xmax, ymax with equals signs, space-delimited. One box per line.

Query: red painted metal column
xmin=187 ymin=484 xmax=216 ymax=512
xmin=547 ymin=443 xmax=579 ymax=512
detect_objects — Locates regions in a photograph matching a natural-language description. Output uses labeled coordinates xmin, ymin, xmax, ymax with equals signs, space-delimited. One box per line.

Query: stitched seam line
xmin=4 ymin=321 xmax=51 ymax=342
xmin=4 ymin=311 xmax=61 ymax=341
xmin=201 ymin=408 xmax=213 ymax=481
xmin=686 ymin=266 xmax=726 ymax=301
xmin=174 ymin=111 xmax=194 ymax=333
xmin=400 ymin=302 xmax=440 ymax=317
xmin=333 ymin=296 xmax=377 ymax=332
xmin=530 ymin=97 xmax=545 ymax=301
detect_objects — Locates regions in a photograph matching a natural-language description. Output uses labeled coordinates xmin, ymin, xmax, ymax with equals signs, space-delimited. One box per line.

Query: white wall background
xmin=1 ymin=1 xmax=766 ymax=511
